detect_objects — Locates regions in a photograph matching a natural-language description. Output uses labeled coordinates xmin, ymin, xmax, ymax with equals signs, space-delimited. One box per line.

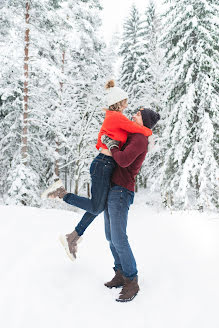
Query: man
xmin=102 ymin=107 xmax=160 ymax=302
xmin=44 ymin=107 xmax=160 ymax=302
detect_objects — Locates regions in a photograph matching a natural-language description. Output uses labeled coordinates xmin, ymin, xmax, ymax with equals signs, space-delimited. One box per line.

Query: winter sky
xmin=101 ymin=0 xmax=163 ymax=44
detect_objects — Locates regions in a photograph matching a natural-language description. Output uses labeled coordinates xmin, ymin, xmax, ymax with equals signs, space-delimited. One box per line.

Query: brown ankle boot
xmin=66 ymin=230 xmax=81 ymax=259
xmin=59 ymin=230 xmax=82 ymax=261
xmin=48 ymin=187 xmax=67 ymax=199
xmin=41 ymin=179 xmax=66 ymax=199
xmin=104 ymin=270 xmax=124 ymax=289
xmin=116 ymin=276 xmax=139 ymax=302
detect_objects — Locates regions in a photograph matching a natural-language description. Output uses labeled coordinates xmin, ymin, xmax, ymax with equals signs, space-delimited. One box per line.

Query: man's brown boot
xmin=104 ymin=270 xmax=124 ymax=289
xmin=116 ymin=276 xmax=139 ymax=302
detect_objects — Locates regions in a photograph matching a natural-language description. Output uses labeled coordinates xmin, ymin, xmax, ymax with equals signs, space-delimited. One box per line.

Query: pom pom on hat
xmin=104 ymin=80 xmax=128 ymax=107
xmin=105 ymin=80 xmax=115 ymax=89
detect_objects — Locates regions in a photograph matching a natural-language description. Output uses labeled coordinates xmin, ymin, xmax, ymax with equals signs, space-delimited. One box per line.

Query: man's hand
xmin=101 ymin=135 xmax=120 ymax=150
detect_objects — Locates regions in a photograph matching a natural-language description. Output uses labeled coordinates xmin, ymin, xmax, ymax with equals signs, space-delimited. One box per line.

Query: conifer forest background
xmin=0 ymin=0 xmax=218 ymax=211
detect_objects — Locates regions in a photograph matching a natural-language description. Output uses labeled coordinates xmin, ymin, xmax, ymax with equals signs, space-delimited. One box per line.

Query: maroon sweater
xmin=111 ymin=133 xmax=148 ymax=192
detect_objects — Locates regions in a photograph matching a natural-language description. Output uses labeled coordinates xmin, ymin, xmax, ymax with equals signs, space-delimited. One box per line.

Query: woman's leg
xmin=63 ymin=154 xmax=115 ymax=215
xmin=75 ymin=212 xmax=97 ymax=236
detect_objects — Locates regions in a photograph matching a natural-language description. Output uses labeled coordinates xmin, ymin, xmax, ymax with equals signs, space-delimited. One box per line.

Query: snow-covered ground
xmin=0 ymin=193 xmax=219 ymax=328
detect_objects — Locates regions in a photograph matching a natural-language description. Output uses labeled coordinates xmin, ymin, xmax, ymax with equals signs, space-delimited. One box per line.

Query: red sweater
xmin=111 ymin=134 xmax=148 ymax=192
xmin=96 ymin=111 xmax=152 ymax=150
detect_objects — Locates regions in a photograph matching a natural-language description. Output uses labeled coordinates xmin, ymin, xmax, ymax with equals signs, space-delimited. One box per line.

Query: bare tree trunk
xmin=74 ymin=179 xmax=79 ymax=195
xmin=135 ymin=176 xmax=138 ymax=192
xmin=54 ymin=139 xmax=60 ymax=180
xmin=22 ymin=2 xmax=30 ymax=166
xmin=64 ymin=147 xmax=68 ymax=189
xmin=55 ymin=51 xmax=65 ymax=180
xmin=87 ymin=182 xmax=90 ymax=198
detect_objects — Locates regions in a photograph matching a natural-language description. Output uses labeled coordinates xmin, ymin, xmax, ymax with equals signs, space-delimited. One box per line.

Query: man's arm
xmin=111 ymin=135 xmax=147 ymax=168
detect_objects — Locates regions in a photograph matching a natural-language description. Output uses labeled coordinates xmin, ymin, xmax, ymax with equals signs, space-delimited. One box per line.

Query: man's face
xmin=132 ymin=110 xmax=143 ymax=126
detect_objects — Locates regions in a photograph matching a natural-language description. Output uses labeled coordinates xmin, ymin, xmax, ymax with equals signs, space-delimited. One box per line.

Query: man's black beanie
xmin=140 ymin=108 xmax=160 ymax=129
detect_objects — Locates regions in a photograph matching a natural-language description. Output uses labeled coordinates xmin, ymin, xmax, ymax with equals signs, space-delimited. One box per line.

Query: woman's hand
xmin=101 ymin=135 xmax=120 ymax=150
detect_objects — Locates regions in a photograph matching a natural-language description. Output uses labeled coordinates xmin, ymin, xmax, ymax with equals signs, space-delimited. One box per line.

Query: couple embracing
xmin=44 ymin=80 xmax=160 ymax=302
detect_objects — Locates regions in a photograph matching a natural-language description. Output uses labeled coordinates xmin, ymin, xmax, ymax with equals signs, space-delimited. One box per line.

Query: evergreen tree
xmin=0 ymin=1 xmax=24 ymax=199
xmin=136 ymin=1 xmax=167 ymax=192
xmin=159 ymin=0 xmax=219 ymax=210
xmin=104 ymin=28 xmax=121 ymax=80
xmin=137 ymin=0 xmax=166 ymax=111
xmin=58 ymin=0 xmax=111 ymax=195
xmin=119 ymin=4 xmax=144 ymax=113
xmin=1 ymin=0 xmax=68 ymax=205
xmin=0 ymin=0 xmax=111 ymax=204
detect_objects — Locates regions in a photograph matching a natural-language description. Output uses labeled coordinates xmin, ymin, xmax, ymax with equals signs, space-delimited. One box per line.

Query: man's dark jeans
xmin=104 ymin=185 xmax=137 ymax=279
xmin=63 ymin=153 xmax=116 ymax=236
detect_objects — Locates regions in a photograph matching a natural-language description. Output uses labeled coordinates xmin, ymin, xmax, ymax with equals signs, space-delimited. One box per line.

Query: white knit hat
xmin=105 ymin=80 xmax=128 ymax=107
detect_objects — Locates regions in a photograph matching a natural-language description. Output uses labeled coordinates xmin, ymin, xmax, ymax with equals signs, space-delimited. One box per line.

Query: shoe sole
xmin=59 ymin=234 xmax=75 ymax=262
xmin=41 ymin=180 xmax=64 ymax=199
xmin=104 ymin=285 xmax=123 ymax=289
xmin=116 ymin=292 xmax=138 ymax=302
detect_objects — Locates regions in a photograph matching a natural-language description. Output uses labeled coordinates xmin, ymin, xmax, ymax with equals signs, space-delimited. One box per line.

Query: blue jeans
xmin=63 ymin=153 xmax=116 ymax=236
xmin=104 ymin=185 xmax=137 ymax=279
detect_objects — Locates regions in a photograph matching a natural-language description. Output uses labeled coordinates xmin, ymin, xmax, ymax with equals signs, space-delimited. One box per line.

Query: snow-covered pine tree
xmin=0 ymin=1 xmax=25 ymax=199
xmin=1 ymin=0 xmax=70 ymax=205
xmin=119 ymin=4 xmax=144 ymax=114
xmin=0 ymin=0 xmax=109 ymax=204
xmin=104 ymin=28 xmax=121 ymax=80
xmin=160 ymin=0 xmax=219 ymax=210
xmin=45 ymin=0 xmax=82 ymax=188
xmin=58 ymin=0 xmax=111 ymax=195
xmin=26 ymin=0 xmax=67 ymax=193
xmin=3 ymin=1 xmax=46 ymax=205
xmin=137 ymin=0 xmax=166 ymax=111
xmin=135 ymin=1 xmax=167 ymax=192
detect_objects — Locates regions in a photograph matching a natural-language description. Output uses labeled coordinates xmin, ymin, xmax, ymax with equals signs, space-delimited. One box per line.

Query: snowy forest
xmin=0 ymin=0 xmax=218 ymax=211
